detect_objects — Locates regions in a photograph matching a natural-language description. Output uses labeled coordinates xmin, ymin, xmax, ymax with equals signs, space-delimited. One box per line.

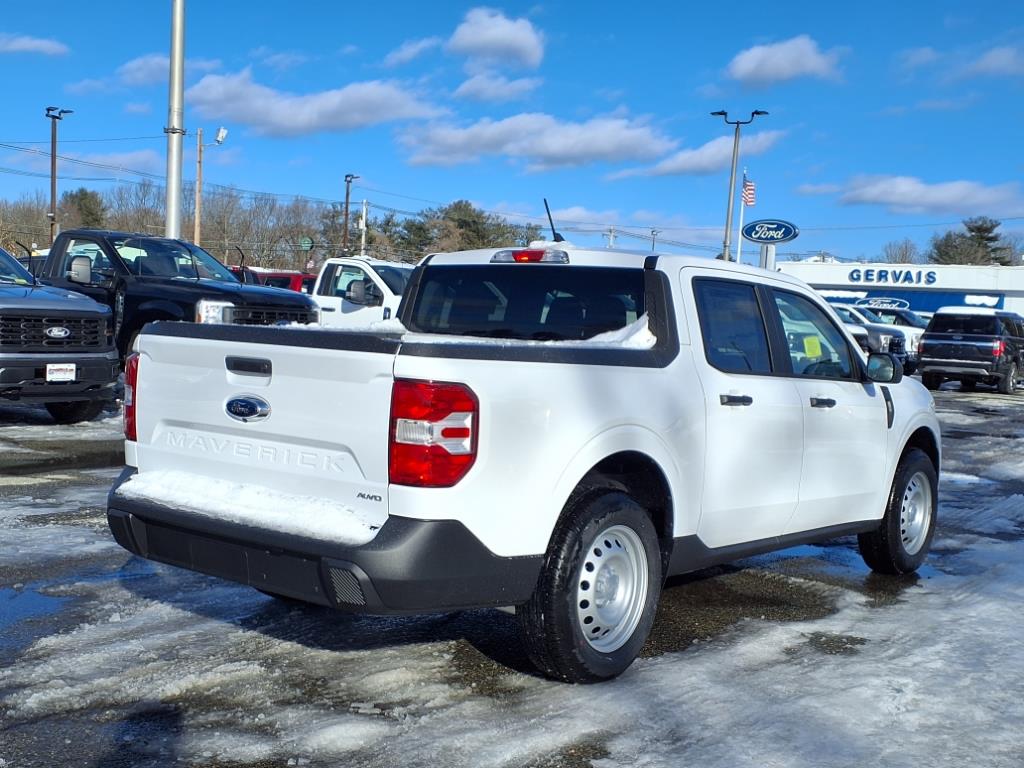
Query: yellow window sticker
xmin=803 ymin=336 xmax=822 ymax=358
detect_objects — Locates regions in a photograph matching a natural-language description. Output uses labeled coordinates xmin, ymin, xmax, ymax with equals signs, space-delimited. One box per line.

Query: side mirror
xmin=346 ymin=280 xmax=367 ymax=304
xmin=867 ymin=353 xmax=903 ymax=384
xmin=364 ymin=282 xmax=383 ymax=307
xmin=69 ymin=256 xmax=92 ymax=284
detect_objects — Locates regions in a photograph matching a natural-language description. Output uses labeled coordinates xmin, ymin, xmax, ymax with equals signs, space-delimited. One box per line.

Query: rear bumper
xmin=106 ymin=468 xmax=542 ymax=614
xmin=0 ymin=349 xmax=120 ymax=402
xmin=918 ymin=357 xmax=1004 ymax=379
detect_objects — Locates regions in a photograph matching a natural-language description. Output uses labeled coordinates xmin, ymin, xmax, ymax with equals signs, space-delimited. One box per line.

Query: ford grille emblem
xmin=225 ymin=395 xmax=271 ymax=422
xmin=45 ymin=326 xmax=71 ymax=339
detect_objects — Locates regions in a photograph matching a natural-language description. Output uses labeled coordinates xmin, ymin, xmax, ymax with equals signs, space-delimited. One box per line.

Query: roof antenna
xmin=543 ymin=198 xmax=565 ymax=242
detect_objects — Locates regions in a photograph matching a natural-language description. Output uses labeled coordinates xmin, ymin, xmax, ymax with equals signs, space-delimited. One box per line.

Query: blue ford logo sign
xmin=742 ymin=219 xmax=799 ymax=244
xmin=45 ymin=326 xmax=71 ymax=339
xmin=225 ymin=395 xmax=271 ymax=422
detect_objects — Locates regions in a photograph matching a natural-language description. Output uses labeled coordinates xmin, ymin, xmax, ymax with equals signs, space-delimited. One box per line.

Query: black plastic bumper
xmin=106 ymin=468 xmax=543 ymax=614
xmin=0 ymin=350 xmax=120 ymax=403
xmin=918 ymin=357 xmax=1004 ymax=379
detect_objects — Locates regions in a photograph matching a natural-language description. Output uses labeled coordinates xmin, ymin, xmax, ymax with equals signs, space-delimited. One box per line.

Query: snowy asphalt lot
xmin=1 ymin=389 xmax=1023 ymax=767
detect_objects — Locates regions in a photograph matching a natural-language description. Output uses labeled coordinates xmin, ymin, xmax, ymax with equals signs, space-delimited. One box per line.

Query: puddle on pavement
xmin=785 ymin=631 xmax=868 ymax=657
xmin=0 ymin=585 xmax=68 ymax=661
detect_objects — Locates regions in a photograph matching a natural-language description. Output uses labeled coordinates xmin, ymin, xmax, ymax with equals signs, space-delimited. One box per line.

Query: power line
xmin=0 ymin=135 xmax=165 ymax=145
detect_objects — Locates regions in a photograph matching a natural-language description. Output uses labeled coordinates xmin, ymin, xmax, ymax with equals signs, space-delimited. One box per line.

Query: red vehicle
xmin=228 ymin=266 xmax=317 ymax=294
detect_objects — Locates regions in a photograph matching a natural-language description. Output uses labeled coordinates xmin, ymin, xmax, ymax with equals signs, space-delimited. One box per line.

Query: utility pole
xmin=604 ymin=226 xmax=616 ymax=248
xmin=710 ymin=110 xmax=767 ymax=261
xmin=650 ymin=228 xmax=660 ymax=252
xmin=164 ymin=0 xmax=186 ymax=239
xmin=45 ymin=106 xmax=72 ymax=246
xmin=342 ymin=173 xmax=359 ymax=253
xmin=359 ymin=199 xmax=368 ymax=257
xmin=193 ymin=126 xmax=226 ymax=245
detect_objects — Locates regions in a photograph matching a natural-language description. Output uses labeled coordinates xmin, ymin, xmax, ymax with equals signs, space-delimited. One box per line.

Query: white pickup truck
xmin=310 ymin=256 xmax=414 ymax=328
xmin=107 ymin=243 xmax=941 ymax=683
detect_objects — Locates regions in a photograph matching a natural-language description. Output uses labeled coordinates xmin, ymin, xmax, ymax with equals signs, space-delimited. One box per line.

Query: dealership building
xmin=777 ymin=261 xmax=1024 ymax=315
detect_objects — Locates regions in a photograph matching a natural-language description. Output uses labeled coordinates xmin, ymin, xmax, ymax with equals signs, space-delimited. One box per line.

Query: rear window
xmin=406 ymin=265 xmax=644 ymax=341
xmin=927 ymin=314 xmax=999 ymax=335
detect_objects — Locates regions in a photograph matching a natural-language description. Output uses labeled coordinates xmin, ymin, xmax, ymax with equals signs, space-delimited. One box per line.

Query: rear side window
xmin=407 ymin=265 xmax=644 ymax=341
xmin=693 ymin=279 xmax=772 ymax=374
xmin=928 ymin=314 xmax=998 ymax=335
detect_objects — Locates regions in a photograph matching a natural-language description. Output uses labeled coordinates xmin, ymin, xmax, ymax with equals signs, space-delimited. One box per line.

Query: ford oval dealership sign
xmin=742 ymin=219 xmax=799 ymax=244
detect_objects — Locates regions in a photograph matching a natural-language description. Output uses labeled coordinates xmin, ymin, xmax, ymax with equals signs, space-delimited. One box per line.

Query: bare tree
xmin=882 ymin=238 xmax=920 ymax=264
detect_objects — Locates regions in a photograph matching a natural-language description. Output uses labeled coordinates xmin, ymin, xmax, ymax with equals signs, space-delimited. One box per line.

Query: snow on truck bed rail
xmin=115 ymin=471 xmax=380 ymax=546
xmin=293 ymin=314 xmax=658 ymax=349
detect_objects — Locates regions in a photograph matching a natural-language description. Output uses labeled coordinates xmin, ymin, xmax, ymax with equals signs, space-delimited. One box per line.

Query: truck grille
xmin=231 ymin=306 xmax=316 ymax=326
xmin=0 ymin=315 xmax=108 ymax=352
xmin=889 ymin=336 xmax=905 ymax=355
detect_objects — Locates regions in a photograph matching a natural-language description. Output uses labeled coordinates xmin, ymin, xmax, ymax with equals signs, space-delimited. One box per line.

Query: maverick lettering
xmin=164 ymin=430 xmax=347 ymax=473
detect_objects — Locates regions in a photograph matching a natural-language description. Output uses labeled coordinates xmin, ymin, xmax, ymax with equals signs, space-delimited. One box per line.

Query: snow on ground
xmin=1 ymin=392 xmax=1023 ymax=767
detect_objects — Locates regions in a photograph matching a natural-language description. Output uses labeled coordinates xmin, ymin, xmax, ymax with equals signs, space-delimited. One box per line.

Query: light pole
xmin=650 ymin=228 xmax=660 ymax=252
xmin=342 ymin=173 xmax=359 ymax=253
xmin=45 ymin=106 xmax=73 ymax=246
xmin=193 ymin=126 xmax=227 ymax=246
xmin=711 ymin=109 xmax=767 ymax=261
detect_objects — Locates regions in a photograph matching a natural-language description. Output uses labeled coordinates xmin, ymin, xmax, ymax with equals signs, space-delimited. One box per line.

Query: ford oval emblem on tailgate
xmin=225 ymin=395 xmax=271 ymax=422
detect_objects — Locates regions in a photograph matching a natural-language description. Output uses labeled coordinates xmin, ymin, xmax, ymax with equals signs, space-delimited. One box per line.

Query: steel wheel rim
xmin=575 ymin=524 xmax=649 ymax=653
xmin=900 ymin=471 xmax=933 ymax=555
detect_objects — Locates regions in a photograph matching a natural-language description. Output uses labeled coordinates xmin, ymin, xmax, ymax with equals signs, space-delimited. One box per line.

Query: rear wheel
xmin=45 ymin=400 xmax=105 ymax=424
xmin=998 ymin=363 xmax=1018 ymax=395
xmin=921 ymin=373 xmax=942 ymax=390
xmin=858 ymin=448 xmax=937 ymax=575
xmin=959 ymin=379 xmax=976 ymax=391
xmin=518 ymin=491 xmax=662 ymax=683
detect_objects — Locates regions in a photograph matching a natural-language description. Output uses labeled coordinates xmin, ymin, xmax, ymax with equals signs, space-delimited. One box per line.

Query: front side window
xmin=62 ymin=237 xmax=114 ymax=278
xmin=693 ymin=279 xmax=772 ymax=375
xmin=318 ymin=264 xmax=367 ymax=298
xmin=774 ymin=291 xmax=854 ymax=379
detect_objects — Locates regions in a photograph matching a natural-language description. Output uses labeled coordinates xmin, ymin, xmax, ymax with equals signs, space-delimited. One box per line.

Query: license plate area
xmin=46 ymin=363 xmax=77 ymax=382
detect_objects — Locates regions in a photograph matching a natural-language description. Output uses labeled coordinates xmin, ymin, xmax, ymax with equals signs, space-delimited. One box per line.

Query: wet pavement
xmin=1 ymin=387 xmax=1023 ymax=767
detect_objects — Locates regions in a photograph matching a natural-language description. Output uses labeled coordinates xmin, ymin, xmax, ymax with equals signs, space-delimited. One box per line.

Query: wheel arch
xmin=902 ymin=425 xmax=940 ymax=474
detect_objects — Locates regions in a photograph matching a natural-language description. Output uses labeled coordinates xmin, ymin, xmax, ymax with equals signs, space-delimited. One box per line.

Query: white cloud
xmin=454 ymin=73 xmax=541 ymax=102
xmin=962 ymin=46 xmax=1024 ymax=77
xmin=117 ymin=54 xmax=221 ymax=86
xmin=384 ymin=37 xmax=442 ymax=67
xmin=727 ymin=35 xmax=841 ymax=85
xmin=447 ymin=8 xmax=544 ymax=68
xmin=187 ymin=69 xmax=441 ymax=137
xmin=402 ymin=113 xmax=676 ymax=170
xmin=615 ymin=130 xmax=785 ymax=178
xmin=123 ymin=102 xmax=152 ymax=115
xmin=65 ymin=78 xmax=109 ymax=95
xmin=839 ymin=175 xmax=1024 ymax=216
xmin=0 ymin=33 xmax=68 ymax=55
xmin=263 ymin=52 xmax=309 ymax=70
xmin=550 ymin=205 xmax=620 ymax=224
xmin=898 ymin=46 xmax=940 ymax=70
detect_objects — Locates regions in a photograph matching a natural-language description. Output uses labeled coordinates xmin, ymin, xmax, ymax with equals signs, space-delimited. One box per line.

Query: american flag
xmin=741 ymin=176 xmax=756 ymax=206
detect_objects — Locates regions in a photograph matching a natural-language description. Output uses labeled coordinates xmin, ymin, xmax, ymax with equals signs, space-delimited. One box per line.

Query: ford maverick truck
xmin=106 ymin=243 xmax=941 ymax=682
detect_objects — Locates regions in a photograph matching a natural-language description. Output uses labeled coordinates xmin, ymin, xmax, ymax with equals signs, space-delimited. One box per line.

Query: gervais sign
xmin=849 ymin=268 xmax=937 ymax=285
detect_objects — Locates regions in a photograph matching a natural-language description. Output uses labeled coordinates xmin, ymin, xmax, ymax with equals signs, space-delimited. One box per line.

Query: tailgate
xmin=921 ymin=334 xmax=993 ymax=361
xmin=133 ymin=325 xmax=399 ymax=528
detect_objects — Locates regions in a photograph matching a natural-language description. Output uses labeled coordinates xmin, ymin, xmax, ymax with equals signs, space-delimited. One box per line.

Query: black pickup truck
xmin=1 ymin=245 xmax=119 ymax=422
xmin=918 ymin=307 xmax=1024 ymax=394
xmin=39 ymin=230 xmax=318 ymax=357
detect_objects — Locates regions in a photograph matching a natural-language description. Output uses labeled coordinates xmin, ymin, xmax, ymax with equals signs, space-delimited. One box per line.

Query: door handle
xmin=810 ymin=397 xmax=836 ymax=408
xmin=320 ymin=306 xmax=336 ymax=312
xmin=720 ymin=394 xmax=753 ymax=406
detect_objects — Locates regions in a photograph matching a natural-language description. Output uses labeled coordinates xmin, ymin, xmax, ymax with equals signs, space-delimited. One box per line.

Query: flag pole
xmin=735 ymin=168 xmax=747 ymax=265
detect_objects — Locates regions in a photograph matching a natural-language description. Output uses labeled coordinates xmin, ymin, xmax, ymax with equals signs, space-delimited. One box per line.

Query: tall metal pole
xmin=45 ymin=107 xmax=71 ymax=246
xmin=164 ymin=0 xmax=186 ymax=239
xmin=711 ymin=110 xmax=767 ymax=261
xmin=194 ymin=127 xmax=203 ymax=245
xmin=342 ymin=173 xmax=358 ymax=253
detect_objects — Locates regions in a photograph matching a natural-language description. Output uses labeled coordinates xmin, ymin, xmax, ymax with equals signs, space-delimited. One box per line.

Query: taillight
xmin=389 ymin=379 xmax=478 ymax=487
xmin=993 ymin=340 xmax=1005 ymax=357
xmin=490 ymin=248 xmax=569 ymax=263
xmin=124 ymin=352 xmax=140 ymax=441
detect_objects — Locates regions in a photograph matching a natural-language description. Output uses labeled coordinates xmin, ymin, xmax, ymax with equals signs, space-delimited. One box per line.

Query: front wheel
xmin=921 ymin=373 xmax=942 ymax=390
xmin=998 ymin=363 xmax=1018 ymax=395
xmin=45 ymin=400 xmax=105 ymax=424
xmin=858 ymin=448 xmax=937 ymax=575
xmin=518 ymin=491 xmax=662 ymax=683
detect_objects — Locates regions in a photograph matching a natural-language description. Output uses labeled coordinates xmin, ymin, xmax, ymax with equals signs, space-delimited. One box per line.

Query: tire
xmin=959 ymin=379 xmax=976 ymax=392
xmin=517 ymin=491 xmax=662 ymax=683
xmin=45 ymin=400 xmax=105 ymax=424
xmin=998 ymin=363 xmax=1017 ymax=395
xmin=858 ymin=448 xmax=937 ymax=575
xmin=921 ymin=373 xmax=942 ymax=391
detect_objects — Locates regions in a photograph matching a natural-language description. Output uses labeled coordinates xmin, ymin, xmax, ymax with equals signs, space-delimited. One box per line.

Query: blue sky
xmin=1 ymin=1 xmax=1022 ymax=261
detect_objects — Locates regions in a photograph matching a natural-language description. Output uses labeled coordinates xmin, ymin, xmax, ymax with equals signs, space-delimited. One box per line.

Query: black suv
xmin=40 ymin=230 xmax=318 ymax=357
xmin=918 ymin=308 xmax=1024 ymax=394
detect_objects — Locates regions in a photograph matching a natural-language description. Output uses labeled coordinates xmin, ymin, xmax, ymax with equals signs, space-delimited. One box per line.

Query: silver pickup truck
xmin=1 ymin=245 xmax=119 ymax=422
